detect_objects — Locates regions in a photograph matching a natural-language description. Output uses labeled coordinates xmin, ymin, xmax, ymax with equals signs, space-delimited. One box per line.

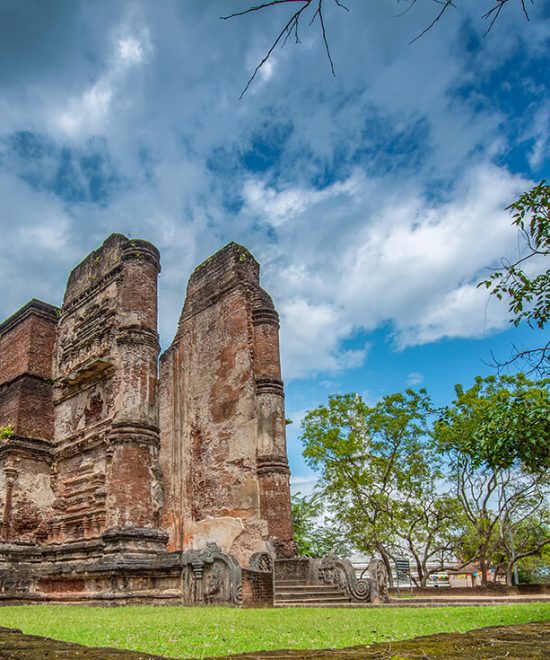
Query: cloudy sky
xmin=0 ymin=0 xmax=548 ymax=490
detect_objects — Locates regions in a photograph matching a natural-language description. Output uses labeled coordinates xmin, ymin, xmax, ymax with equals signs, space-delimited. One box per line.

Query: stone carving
xmin=319 ymin=554 xmax=374 ymax=603
xmin=249 ymin=551 xmax=274 ymax=573
xmin=181 ymin=543 xmax=243 ymax=606
xmin=367 ymin=558 xmax=389 ymax=603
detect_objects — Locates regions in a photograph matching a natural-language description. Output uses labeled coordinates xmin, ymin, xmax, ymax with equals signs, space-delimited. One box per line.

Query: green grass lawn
xmin=0 ymin=603 xmax=548 ymax=659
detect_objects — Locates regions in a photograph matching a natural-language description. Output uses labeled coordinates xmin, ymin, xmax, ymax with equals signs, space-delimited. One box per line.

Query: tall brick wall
xmin=160 ymin=243 xmax=294 ymax=564
xmin=0 ymin=300 xmax=58 ymax=542
xmin=51 ymin=234 xmax=165 ymax=549
xmin=0 ymin=300 xmax=58 ymax=440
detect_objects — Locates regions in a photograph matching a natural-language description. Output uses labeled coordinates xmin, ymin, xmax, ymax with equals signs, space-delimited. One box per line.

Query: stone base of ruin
xmin=0 ymin=539 xmax=273 ymax=607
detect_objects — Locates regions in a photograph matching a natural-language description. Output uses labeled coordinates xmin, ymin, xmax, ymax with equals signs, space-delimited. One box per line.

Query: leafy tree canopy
xmin=480 ymin=181 xmax=550 ymax=331
xmin=301 ymin=389 xmax=465 ymax=586
xmin=291 ymin=492 xmax=351 ymax=558
xmin=436 ymin=374 xmax=550 ymax=474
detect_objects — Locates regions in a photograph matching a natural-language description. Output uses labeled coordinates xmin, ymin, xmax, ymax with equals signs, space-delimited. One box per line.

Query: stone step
xmin=275 ymin=584 xmax=345 ymax=593
xmin=274 ymin=599 xmax=354 ymax=608
xmin=275 ymin=596 xmax=351 ymax=603
xmin=275 ymin=589 xmax=349 ymax=599
xmin=275 ymin=603 xmax=359 ymax=608
xmin=274 ymin=578 xmax=353 ymax=607
xmin=275 ymin=595 xmax=350 ymax=603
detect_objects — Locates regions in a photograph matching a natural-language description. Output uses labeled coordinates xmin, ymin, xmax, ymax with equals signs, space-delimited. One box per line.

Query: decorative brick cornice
xmin=116 ymin=326 xmax=160 ymax=350
xmin=0 ymin=436 xmax=53 ymax=462
xmin=0 ymin=371 xmax=53 ymax=391
xmin=252 ymin=307 xmax=280 ymax=327
xmin=61 ymin=265 xmax=122 ymax=318
xmin=107 ymin=420 xmax=160 ymax=447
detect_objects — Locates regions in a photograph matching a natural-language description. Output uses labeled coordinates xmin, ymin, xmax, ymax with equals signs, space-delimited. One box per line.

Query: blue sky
xmin=0 ymin=1 xmax=548 ymax=493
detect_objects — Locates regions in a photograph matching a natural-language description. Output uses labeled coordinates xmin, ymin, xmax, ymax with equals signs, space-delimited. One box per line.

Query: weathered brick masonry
xmin=160 ymin=243 xmax=293 ymax=563
xmin=51 ymin=234 xmax=165 ymax=551
xmin=0 ymin=234 xmax=296 ymax=606
xmin=0 ymin=300 xmax=58 ymax=542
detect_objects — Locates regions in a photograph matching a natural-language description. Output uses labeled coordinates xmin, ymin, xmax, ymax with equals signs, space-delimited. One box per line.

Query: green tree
xmin=436 ymin=374 xmax=550 ymax=474
xmin=479 ymin=181 xmax=550 ymax=375
xmin=436 ymin=374 xmax=550 ymax=585
xmin=497 ymin=516 xmax=550 ymax=586
xmin=291 ymin=492 xmax=350 ymax=557
xmin=301 ymin=389 xmax=465 ymax=587
xmin=517 ymin=542 xmax=550 ymax=584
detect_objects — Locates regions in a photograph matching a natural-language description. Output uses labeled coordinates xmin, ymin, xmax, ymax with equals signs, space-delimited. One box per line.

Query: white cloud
xmin=253 ymin=163 xmax=530 ymax=376
xmin=53 ymin=28 xmax=151 ymax=139
xmin=290 ymin=475 xmax=319 ymax=497
xmin=407 ymin=372 xmax=424 ymax=386
xmin=0 ymin=0 xmax=547 ymax=385
xmin=0 ymin=171 xmax=77 ymax=316
xmin=526 ymin=105 xmax=550 ymax=170
xmin=279 ymin=298 xmax=368 ymax=379
xmin=118 ymin=36 xmax=145 ymax=63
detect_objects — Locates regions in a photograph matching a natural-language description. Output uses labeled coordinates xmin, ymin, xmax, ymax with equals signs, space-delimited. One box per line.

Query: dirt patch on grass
xmin=0 ymin=625 xmax=165 ymax=659
xmin=211 ymin=620 xmax=550 ymax=659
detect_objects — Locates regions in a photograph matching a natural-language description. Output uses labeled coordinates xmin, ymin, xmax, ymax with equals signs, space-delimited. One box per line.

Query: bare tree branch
xmin=221 ymin=0 xmax=347 ymax=98
xmin=224 ymin=0 xmax=535 ymax=96
xmin=410 ymin=0 xmax=455 ymax=44
xmin=483 ymin=339 xmax=550 ymax=378
xmin=482 ymin=0 xmax=533 ymax=35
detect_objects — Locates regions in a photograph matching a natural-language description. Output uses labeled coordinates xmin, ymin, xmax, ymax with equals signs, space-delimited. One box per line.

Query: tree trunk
xmin=377 ymin=544 xmax=394 ymax=588
xmin=419 ymin=560 xmax=429 ymax=588
xmin=480 ymin=556 xmax=488 ymax=587
xmin=505 ymin=563 xmax=514 ymax=587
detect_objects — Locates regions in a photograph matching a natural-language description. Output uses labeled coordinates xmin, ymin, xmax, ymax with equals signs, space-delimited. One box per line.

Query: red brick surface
xmin=0 ymin=237 xmax=294 ymax=570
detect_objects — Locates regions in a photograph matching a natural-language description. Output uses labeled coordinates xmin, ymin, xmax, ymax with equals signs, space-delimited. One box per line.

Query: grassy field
xmin=0 ymin=603 xmax=548 ymax=659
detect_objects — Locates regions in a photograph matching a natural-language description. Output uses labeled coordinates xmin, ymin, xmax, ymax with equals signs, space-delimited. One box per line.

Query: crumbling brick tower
xmin=0 ymin=235 xmax=294 ymax=566
xmin=50 ymin=234 xmax=166 ymax=553
xmin=160 ymin=243 xmax=294 ymax=563
xmin=0 ymin=300 xmax=58 ymax=542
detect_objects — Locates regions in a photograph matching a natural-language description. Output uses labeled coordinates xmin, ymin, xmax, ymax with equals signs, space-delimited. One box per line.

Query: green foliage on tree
xmin=436 ymin=374 xmax=550 ymax=474
xmin=301 ymin=389 xmax=465 ymax=586
xmin=435 ymin=374 xmax=550 ymax=585
xmin=479 ymin=181 xmax=550 ymax=375
xmin=481 ymin=181 xmax=550 ymax=330
xmin=299 ymin=375 xmax=549 ymax=587
xmin=517 ymin=542 xmax=550 ymax=584
xmin=291 ymin=492 xmax=350 ymax=558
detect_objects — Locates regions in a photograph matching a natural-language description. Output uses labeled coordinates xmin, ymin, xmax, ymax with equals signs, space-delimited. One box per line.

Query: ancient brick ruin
xmin=160 ymin=243 xmax=293 ymax=563
xmin=0 ymin=234 xmax=381 ymax=606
